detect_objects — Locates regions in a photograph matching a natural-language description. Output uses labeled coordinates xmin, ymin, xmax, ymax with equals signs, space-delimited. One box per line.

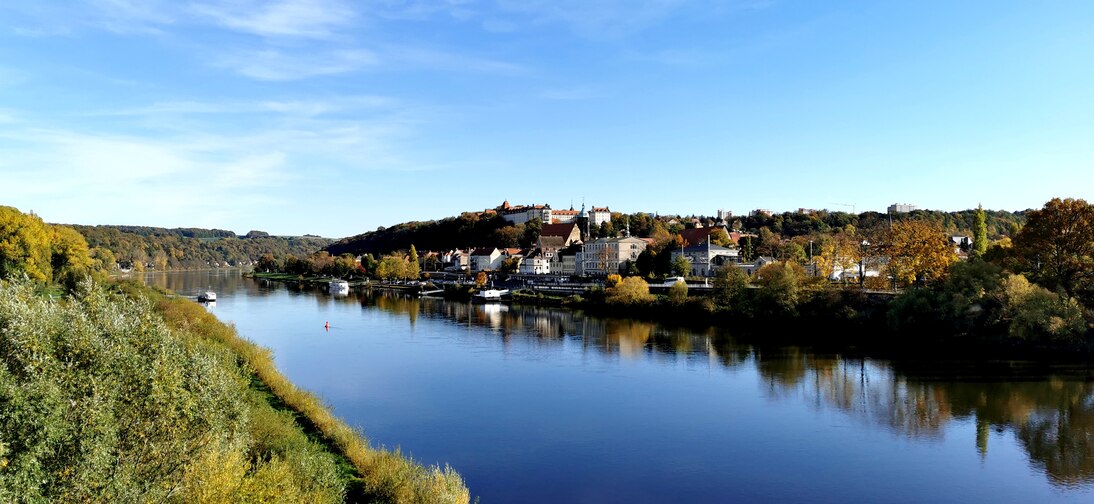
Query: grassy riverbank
xmin=0 ymin=278 xmax=469 ymax=503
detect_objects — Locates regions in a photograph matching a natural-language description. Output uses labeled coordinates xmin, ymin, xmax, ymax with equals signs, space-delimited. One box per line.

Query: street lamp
xmin=859 ymin=240 xmax=869 ymax=288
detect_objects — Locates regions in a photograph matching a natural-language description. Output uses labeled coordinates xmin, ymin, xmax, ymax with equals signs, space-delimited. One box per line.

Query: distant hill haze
xmin=69 ymin=224 xmax=332 ymax=270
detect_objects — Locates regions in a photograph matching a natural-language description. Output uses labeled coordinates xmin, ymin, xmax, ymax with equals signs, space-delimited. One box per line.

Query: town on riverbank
xmin=251 ymin=197 xmax=1094 ymax=357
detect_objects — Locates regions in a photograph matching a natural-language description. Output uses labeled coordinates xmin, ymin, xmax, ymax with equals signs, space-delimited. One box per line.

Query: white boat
xmin=198 ymin=291 xmax=216 ymax=302
xmin=329 ymin=279 xmax=350 ymax=295
xmin=473 ymin=288 xmax=510 ymax=302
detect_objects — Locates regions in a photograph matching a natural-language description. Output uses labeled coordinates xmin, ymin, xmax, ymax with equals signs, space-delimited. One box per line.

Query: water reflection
xmin=151 ymin=271 xmax=1094 ymax=490
xmin=356 ymin=291 xmax=1094 ymax=488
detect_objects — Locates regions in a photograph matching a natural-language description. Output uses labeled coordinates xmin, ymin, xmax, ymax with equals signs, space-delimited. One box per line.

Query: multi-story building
xmin=551 ymin=208 xmax=579 ymax=223
xmin=590 ymin=206 xmax=612 ymax=227
xmin=494 ymin=200 xmax=552 ymax=225
xmin=537 ymin=223 xmax=582 ymax=259
xmin=888 ymin=203 xmax=917 ymax=214
xmin=549 ymin=244 xmax=582 ymax=276
xmin=470 ymin=247 xmax=503 ymax=271
xmin=519 ymin=250 xmax=551 ymax=275
xmin=442 ymin=249 xmax=469 ymax=271
xmin=580 ymin=236 xmax=648 ymax=276
xmin=671 ymin=243 xmax=740 ymax=277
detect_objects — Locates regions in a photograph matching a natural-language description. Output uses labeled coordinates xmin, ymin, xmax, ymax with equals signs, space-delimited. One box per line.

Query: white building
xmin=442 ymin=249 xmax=469 ymax=271
xmin=580 ymin=236 xmax=647 ymax=276
xmin=470 ymin=247 xmax=503 ymax=271
xmin=549 ymin=244 xmax=582 ymax=276
xmin=737 ymin=256 xmax=778 ymax=277
xmin=519 ymin=251 xmax=551 ymax=275
xmin=671 ymin=243 xmax=740 ymax=277
xmin=888 ymin=203 xmax=917 ymax=213
xmin=551 ymin=208 xmax=579 ymax=223
xmin=590 ymin=206 xmax=612 ymax=227
xmin=498 ymin=200 xmax=552 ymax=225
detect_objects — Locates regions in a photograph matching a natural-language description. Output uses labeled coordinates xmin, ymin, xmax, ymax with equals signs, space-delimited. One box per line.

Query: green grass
xmin=0 ymin=278 xmax=470 ymax=503
xmin=148 ymin=282 xmax=470 ymax=504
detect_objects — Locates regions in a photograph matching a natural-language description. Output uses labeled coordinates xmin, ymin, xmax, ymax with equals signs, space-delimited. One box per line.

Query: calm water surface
xmin=149 ymin=271 xmax=1094 ymax=503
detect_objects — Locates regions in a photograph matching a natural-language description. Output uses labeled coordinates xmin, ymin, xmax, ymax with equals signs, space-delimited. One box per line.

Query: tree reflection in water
xmin=296 ymin=288 xmax=1094 ymax=488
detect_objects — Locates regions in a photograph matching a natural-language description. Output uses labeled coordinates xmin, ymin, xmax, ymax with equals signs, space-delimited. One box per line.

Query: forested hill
xmin=326 ymin=207 xmax=1028 ymax=257
xmin=70 ymin=224 xmax=331 ymax=270
xmin=326 ymin=212 xmax=528 ymax=257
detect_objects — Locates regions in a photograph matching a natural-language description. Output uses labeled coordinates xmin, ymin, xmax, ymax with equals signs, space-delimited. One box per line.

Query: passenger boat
xmin=329 ymin=279 xmax=350 ymax=295
xmin=198 ymin=291 xmax=217 ymax=302
xmin=472 ymin=288 xmax=510 ymax=302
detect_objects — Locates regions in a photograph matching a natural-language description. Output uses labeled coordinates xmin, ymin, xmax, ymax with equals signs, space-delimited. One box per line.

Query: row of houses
xmin=433 ymin=222 xmax=648 ymax=276
xmin=417 ymin=219 xmax=775 ymax=278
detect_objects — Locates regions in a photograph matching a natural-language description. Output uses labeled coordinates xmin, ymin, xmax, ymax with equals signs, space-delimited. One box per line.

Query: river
xmin=147 ymin=270 xmax=1094 ymax=503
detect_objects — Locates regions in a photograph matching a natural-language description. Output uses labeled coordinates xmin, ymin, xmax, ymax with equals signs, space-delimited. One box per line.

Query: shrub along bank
xmin=581 ymin=262 xmax=1092 ymax=357
xmin=0 ymin=278 xmax=470 ymax=503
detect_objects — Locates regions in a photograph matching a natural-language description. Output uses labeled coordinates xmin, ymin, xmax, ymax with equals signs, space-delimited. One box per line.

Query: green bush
xmin=668 ymin=280 xmax=688 ymax=305
xmin=0 ymin=278 xmax=470 ymax=503
xmin=605 ymin=277 xmax=653 ymax=306
xmin=1000 ymin=274 xmax=1086 ymax=345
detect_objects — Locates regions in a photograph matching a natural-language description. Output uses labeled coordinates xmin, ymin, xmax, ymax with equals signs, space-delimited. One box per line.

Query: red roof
xmin=679 ymin=227 xmax=717 ymax=247
xmin=540 ymin=223 xmax=579 ymax=238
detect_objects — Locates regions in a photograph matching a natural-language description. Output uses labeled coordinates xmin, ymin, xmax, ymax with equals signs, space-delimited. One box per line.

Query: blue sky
xmin=1 ymin=1 xmax=1092 ymax=237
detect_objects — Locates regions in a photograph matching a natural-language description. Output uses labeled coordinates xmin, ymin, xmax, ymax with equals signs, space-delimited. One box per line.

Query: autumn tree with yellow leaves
xmin=884 ymin=219 xmax=957 ymax=286
xmin=814 ymin=225 xmax=862 ymax=281
xmin=0 ymin=206 xmax=94 ymax=285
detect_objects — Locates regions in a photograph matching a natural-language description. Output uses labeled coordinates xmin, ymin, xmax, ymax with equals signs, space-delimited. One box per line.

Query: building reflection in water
xmin=356 ymin=291 xmax=1094 ymax=488
xmin=157 ymin=272 xmax=1094 ymax=490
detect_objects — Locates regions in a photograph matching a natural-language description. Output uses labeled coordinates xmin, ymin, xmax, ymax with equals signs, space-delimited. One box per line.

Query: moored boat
xmin=473 ymin=288 xmax=510 ymax=302
xmin=329 ymin=279 xmax=350 ymax=295
xmin=198 ymin=291 xmax=217 ymax=302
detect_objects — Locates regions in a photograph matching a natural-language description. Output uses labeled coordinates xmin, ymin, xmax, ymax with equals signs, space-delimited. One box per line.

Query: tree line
xmin=594 ymin=198 xmax=1094 ymax=351
xmin=70 ymin=224 xmax=331 ymax=271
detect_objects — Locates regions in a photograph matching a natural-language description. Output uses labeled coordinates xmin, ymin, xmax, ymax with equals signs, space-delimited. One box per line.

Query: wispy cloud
xmin=0 ymin=100 xmax=421 ymax=231
xmin=537 ymin=87 xmax=596 ymax=101
xmin=384 ymin=45 xmax=527 ymax=74
xmin=623 ymin=48 xmax=721 ymax=66
xmin=217 ymin=48 xmax=380 ymax=80
xmin=365 ymin=0 xmax=478 ymax=22
xmin=83 ymin=95 xmax=399 ymax=118
xmin=189 ymin=0 xmax=357 ymax=39
xmin=494 ymin=0 xmax=690 ymax=38
xmin=365 ymin=0 xmax=772 ymax=39
xmin=8 ymin=0 xmax=359 ymax=39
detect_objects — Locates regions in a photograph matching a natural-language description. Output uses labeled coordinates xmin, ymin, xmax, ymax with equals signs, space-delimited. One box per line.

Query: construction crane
xmin=831 ymin=202 xmax=856 ymax=214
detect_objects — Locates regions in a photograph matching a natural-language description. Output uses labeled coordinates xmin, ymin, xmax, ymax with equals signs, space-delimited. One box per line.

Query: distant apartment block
xmin=498 ymin=200 xmax=552 ymax=225
xmin=551 ymin=208 xmax=579 ymax=223
xmin=888 ymin=203 xmax=917 ymax=213
xmin=590 ymin=207 xmax=612 ymax=227
xmin=580 ymin=236 xmax=648 ymax=276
